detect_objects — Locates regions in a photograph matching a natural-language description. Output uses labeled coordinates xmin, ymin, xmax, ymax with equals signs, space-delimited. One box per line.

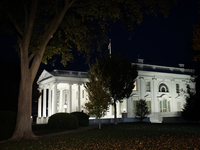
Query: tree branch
xmin=19 ymin=0 xmax=38 ymax=83
xmin=22 ymin=0 xmax=38 ymax=50
xmin=30 ymin=0 xmax=78 ymax=81
xmin=5 ymin=11 xmax=23 ymax=36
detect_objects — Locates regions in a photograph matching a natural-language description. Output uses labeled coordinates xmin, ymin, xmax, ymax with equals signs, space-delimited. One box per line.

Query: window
xmin=176 ymin=84 xmax=180 ymax=93
xmin=133 ymin=100 xmax=138 ymax=111
xmin=159 ymin=83 xmax=169 ymax=92
xmin=146 ymin=81 xmax=151 ymax=92
xmin=82 ymin=90 xmax=84 ymax=98
xmin=168 ymin=101 xmax=170 ymax=112
xmin=161 ymin=87 xmax=166 ymax=92
xmin=133 ymin=81 xmax=137 ymax=91
xmin=160 ymin=99 xmax=170 ymax=112
xmin=147 ymin=101 xmax=151 ymax=113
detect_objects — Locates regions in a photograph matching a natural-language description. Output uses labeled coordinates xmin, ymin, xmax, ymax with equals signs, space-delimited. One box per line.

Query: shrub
xmin=0 ymin=111 xmax=17 ymax=141
xmin=47 ymin=113 xmax=78 ymax=130
xmin=71 ymin=112 xmax=89 ymax=126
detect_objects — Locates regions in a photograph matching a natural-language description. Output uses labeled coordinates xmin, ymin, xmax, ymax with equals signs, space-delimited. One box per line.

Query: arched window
xmin=159 ymin=83 xmax=169 ymax=92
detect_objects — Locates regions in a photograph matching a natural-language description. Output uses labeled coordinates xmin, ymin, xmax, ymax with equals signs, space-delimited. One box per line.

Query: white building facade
xmin=36 ymin=59 xmax=195 ymax=124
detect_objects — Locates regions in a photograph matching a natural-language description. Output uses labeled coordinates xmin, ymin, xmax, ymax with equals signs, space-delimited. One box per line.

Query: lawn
xmin=1 ymin=123 xmax=200 ymax=149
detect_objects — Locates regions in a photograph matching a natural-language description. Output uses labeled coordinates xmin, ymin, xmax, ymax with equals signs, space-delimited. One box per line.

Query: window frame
xmin=133 ymin=80 xmax=137 ymax=91
xmin=146 ymin=81 xmax=151 ymax=92
xmin=176 ymin=84 xmax=180 ymax=93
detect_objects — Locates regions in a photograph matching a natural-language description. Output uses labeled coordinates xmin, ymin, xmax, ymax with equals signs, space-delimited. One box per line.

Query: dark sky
xmin=109 ymin=0 xmax=199 ymax=67
xmin=0 ymin=0 xmax=199 ymax=78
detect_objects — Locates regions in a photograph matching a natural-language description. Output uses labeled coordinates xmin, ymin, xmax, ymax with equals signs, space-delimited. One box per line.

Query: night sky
xmin=0 ymin=0 xmax=199 ymax=79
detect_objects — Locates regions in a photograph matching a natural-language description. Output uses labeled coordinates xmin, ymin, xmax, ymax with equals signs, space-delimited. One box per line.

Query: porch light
xmin=64 ymin=103 xmax=67 ymax=112
xmin=64 ymin=103 xmax=67 ymax=109
xmin=123 ymin=108 xmax=126 ymax=112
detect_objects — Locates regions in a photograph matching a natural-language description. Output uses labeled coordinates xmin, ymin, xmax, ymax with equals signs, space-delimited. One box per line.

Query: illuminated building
xmin=36 ymin=59 xmax=195 ymax=124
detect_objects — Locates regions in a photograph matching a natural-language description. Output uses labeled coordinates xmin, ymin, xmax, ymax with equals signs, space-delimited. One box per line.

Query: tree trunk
xmin=114 ymin=101 xmax=117 ymax=125
xmin=6 ymin=41 xmax=42 ymax=141
xmin=98 ymin=118 xmax=101 ymax=129
xmin=9 ymin=63 xmax=37 ymax=141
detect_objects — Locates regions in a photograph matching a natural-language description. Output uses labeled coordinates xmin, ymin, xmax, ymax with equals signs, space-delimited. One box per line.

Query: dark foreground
xmin=1 ymin=123 xmax=200 ymax=149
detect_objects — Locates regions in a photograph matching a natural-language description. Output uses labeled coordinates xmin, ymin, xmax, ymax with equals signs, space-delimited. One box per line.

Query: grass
xmin=1 ymin=122 xmax=200 ymax=149
xmin=32 ymin=124 xmax=68 ymax=136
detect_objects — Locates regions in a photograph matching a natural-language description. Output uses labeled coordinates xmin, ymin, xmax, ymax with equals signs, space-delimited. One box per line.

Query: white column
xmin=108 ymin=105 xmax=112 ymax=117
xmin=152 ymin=78 xmax=155 ymax=113
xmin=78 ymin=84 xmax=81 ymax=111
xmin=69 ymin=83 xmax=72 ymax=112
xmin=153 ymin=78 xmax=158 ymax=112
xmin=67 ymin=90 xmax=70 ymax=113
xmin=59 ymin=89 xmax=63 ymax=112
xmin=171 ymin=79 xmax=175 ymax=112
xmin=140 ymin=77 xmax=144 ymax=99
xmin=117 ymin=102 xmax=120 ymax=117
xmin=43 ymin=87 xmax=47 ymax=117
xmin=48 ymin=85 xmax=52 ymax=117
xmin=52 ymin=83 xmax=57 ymax=115
xmin=38 ymin=89 xmax=42 ymax=117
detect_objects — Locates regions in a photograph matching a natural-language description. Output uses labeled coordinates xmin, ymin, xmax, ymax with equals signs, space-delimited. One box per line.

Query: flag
xmin=108 ymin=39 xmax=111 ymax=55
xmin=108 ymin=43 xmax=111 ymax=50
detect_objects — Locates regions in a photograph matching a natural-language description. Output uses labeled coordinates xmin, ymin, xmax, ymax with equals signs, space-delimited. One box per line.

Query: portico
xmin=36 ymin=70 xmax=88 ymax=124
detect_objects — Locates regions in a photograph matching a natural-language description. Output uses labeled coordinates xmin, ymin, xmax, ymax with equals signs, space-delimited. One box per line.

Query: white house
xmin=36 ymin=59 xmax=196 ymax=124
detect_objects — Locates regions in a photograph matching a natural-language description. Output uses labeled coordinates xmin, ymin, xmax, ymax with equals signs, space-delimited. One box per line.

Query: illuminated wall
xmin=36 ymin=61 xmax=195 ymax=124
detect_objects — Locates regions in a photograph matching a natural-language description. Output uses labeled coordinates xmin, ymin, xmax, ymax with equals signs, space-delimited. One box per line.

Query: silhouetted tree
xmin=84 ymin=65 xmax=111 ymax=129
xmin=0 ymin=0 xmax=176 ymax=140
xmin=182 ymin=87 xmax=200 ymax=123
xmin=134 ymin=99 xmax=150 ymax=122
xmin=192 ymin=18 xmax=200 ymax=62
xmin=93 ymin=54 xmax=138 ymax=124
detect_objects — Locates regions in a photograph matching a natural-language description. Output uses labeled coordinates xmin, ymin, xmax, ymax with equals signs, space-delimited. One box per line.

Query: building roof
xmin=135 ymin=63 xmax=194 ymax=75
xmin=37 ymin=59 xmax=195 ymax=83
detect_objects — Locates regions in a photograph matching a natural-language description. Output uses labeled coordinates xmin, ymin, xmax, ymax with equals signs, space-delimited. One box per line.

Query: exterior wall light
xmin=123 ymin=108 xmax=126 ymax=112
xmin=64 ymin=103 xmax=67 ymax=112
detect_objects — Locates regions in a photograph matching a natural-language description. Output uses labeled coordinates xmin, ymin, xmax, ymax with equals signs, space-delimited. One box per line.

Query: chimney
xmin=137 ymin=59 xmax=144 ymax=64
xmin=178 ymin=64 xmax=184 ymax=68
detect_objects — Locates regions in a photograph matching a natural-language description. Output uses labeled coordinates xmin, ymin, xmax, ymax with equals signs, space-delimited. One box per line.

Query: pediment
xmin=37 ymin=70 xmax=53 ymax=83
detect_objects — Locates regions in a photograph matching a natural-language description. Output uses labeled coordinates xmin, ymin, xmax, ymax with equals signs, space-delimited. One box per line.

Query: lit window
xmin=176 ymin=84 xmax=179 ymax=93
xmin=146 ymin=81 xmax=151 ymax=92
xmin=133 ymin=100 xmax=138 ymax=110
xmin=133 ymin=81 xmax=137 ymax=91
